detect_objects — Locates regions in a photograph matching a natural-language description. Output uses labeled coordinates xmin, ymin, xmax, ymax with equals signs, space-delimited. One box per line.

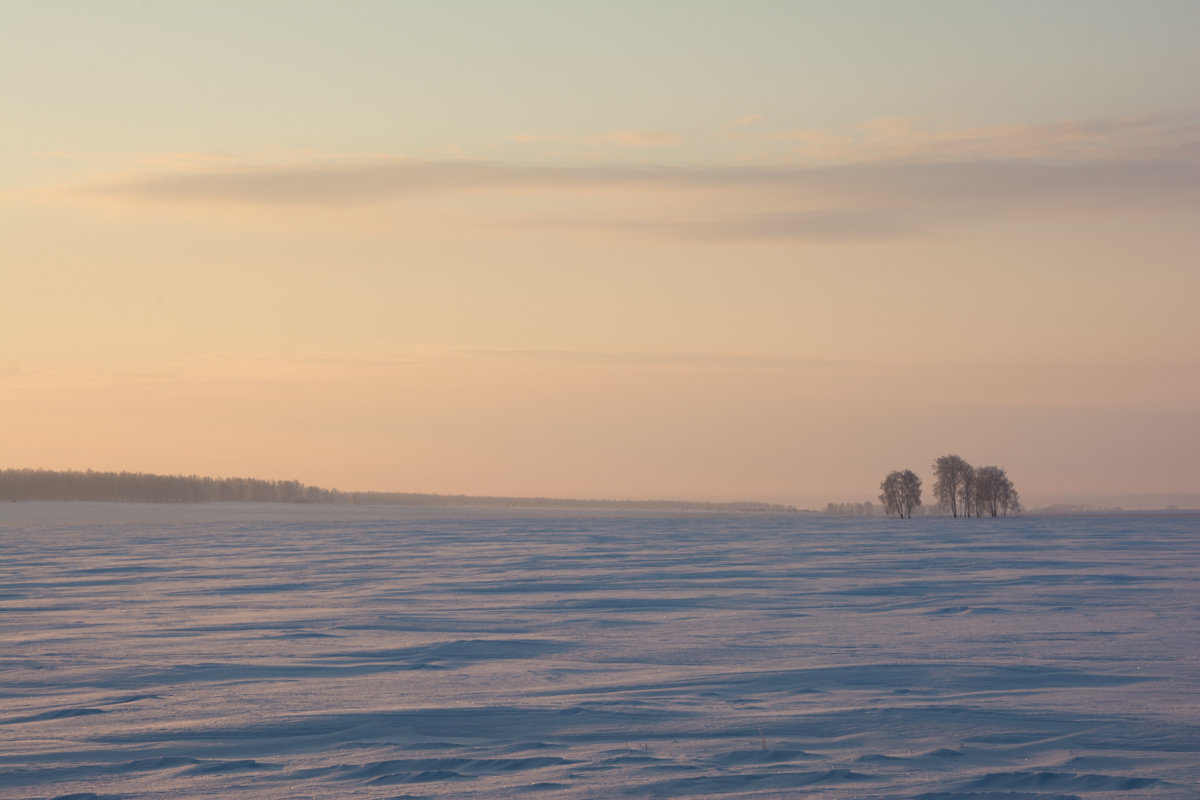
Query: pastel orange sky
xmin=3 ymin=2 xmax=1198 ymax=508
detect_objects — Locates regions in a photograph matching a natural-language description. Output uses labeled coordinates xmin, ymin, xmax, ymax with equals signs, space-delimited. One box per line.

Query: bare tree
xmin=879 ymin=469 xmax=922 ymax=519
xmin=975 ymin=466 xmax=1001 ymax=517
xmin=959 ymin=463 xmax=979 ymax=517
xmin=998 ymin=474 xmax=1021 ymax=517
xmin=932 ymin=454 xmax=973 ymax=518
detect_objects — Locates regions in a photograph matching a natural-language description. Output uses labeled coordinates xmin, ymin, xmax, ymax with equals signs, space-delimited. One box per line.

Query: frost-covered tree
xmin=932 ymin=454 xmax=973 ymax=518
xmin=974 ymin=466 xmax=1002 ymax=517
xmin=879 ymin=469 xmax=922 ymax=519
xmin=959 ymin=463 xmax=979 ymax=517
xmin=998 ymin=472 xmax=1021 ymax=517
xmin=973 ymin=466 xmax=1022 ymax=517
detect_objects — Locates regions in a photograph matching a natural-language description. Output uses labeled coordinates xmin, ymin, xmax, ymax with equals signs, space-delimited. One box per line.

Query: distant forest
xmin=0 ymin=469 xmax=800 ymax=513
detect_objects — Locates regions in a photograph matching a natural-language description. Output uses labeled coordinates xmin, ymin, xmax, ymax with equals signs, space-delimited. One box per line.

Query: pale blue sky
xmin=4 ymin=1 xmax=1198 ymax=159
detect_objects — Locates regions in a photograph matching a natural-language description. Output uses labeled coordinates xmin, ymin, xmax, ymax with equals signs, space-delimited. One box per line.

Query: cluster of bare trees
xmin=877 ymin=456 xmax=1020 ymax=519
xmin=931 ymin=455 xmax=1021 ymax=517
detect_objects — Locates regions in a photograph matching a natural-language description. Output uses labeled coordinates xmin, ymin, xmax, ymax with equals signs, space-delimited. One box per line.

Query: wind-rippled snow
xmin=2 ymin=503 xmax=1197 ymax=799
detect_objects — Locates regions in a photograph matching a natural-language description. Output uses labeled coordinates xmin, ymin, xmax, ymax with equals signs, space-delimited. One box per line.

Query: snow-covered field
xmin=2 ymin=503 xmax=1197 ymax=799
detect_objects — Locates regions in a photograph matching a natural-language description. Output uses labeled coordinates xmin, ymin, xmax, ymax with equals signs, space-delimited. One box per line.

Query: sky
xmin=3 ymin=1 xmax=1198 ymax=508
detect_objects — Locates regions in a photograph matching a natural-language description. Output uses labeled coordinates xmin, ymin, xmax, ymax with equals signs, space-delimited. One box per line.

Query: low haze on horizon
xmin=3 ymin=1 xmax=1198 ymax=510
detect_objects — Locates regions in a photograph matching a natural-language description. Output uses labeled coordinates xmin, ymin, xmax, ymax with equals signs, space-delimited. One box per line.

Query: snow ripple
xmin=2 ymin=506 xmax=1197 ymax=798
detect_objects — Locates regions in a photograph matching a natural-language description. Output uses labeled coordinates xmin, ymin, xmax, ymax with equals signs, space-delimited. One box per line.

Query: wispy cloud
xmin=549 ymin=208 xmax=919 ymax=243
xmin=771 ymin=115 xmax=1200 ymax=164
xmin=511 ymin=129 xmax=682 ymax=147
xmin=458 ymin=348 xmax=845 ymax=369
xmin=722 ymin=114 xmax=766 ymax=128
xmin=64 ymin=117 xmax=1200 ymax=242
xmin=11 ymin=347 xmax=846 ymax=389
xmin=86 ymin=155 xmax=1200 ymax=206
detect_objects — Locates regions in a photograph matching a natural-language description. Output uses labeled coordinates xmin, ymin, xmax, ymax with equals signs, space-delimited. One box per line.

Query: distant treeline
xmin=0 ymin=469 xmax=799 ymax=513
xmin=824 ymin=501 xmax=878 ymax=516
xmin=824 ymin=500 xmax=945 ymax=517
xmin=0 ymin=469 xmax=339 ymax=504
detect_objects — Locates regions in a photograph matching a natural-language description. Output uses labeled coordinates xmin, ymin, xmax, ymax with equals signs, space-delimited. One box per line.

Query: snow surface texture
xmin=1 ymin=503 xmax=1197 ymax=799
